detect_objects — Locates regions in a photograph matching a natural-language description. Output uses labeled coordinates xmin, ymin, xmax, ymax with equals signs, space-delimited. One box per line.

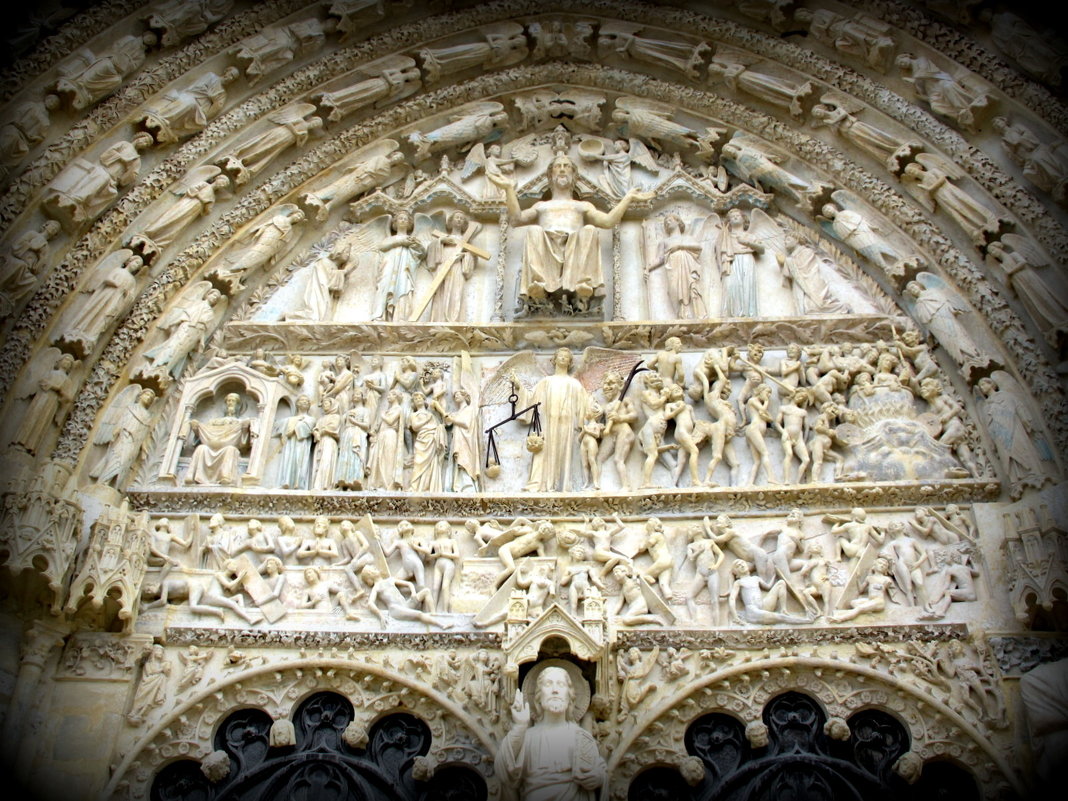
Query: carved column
xmin=2 ymin=620 xmax=68 ymax=777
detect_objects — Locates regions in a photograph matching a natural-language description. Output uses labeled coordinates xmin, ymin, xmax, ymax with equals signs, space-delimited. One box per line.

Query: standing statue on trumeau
xmin=489 ymin=147 xmax=651 ymax=314
xmin=495 ymin=665 xmax=606 ymax=801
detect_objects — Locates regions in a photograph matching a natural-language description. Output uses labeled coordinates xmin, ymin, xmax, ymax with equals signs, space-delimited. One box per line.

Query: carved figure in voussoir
xmin=991 ymin=116 xmax=1068 ymax=203
xmin=611 ymin=96 xmax=724 ymax=157
xmin=0 ymin=220 xmax=62 ymax=317
xmin=820 ymin=203 xmax=908 ymax=276
xmin=0 ymin=95 xmax=59 ymax=167
xmin=795 ymin=9 xmax=896 ymax=72
xmin=901 ymin=157 xmax=1010 ymax=247
xmin=43 ymin=135 xmax=153 ymax=232
xmin=298 ymin=144 xmax=406 ymax=222
xmin=895 ymin=53 xmax=992 ymax=133
xmin=232 ymin=17 xmax=335 ymax=84
xmin=407 ymin=102 xmax=509 ymax=163
xmin=210 ymin=206 xmax=306 ymax=293
xmin=317 ymin=59 xmax=421 ymax=122
xmin=708 ymin=50 xmax=814 ymax=118
xmin=976 ymin=374 xmax=1057 ymax=497
xmin=720 ymin=137 xmax=831 ymax=210
xmin=146 ymin=0 xmax=234 ymax=48
xmin=617 ymin=645 xmax=660 ymax=722
xmin=137 ymin=67 xmax=240 ymax=146
xmin=729 ymin=559 xmax=811 ymax=626
xmin=88 ymin=385 xmax=157 ymax=488
xmin=10 ymin=352 xmax=77 ymax=455
xmin=829 ymin=557 xmax=894 ymax=623
xmin=126 ymin=644 xmax=170 ymax=726
xmin=217 ymin=103 xmax=323 ymax=186
xmin=53 ymin=33 xmax=154 ymax=111
xmin=128 ymin=168 xmax=231 ymax=262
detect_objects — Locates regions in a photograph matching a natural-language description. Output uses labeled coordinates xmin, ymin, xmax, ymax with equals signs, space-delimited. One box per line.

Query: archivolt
xmin=607 ymin=656 xmax=1023 ymax=798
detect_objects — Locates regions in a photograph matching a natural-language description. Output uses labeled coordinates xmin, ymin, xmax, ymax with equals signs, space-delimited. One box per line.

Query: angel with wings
xmin=298 ymin=140 xmax=405 ymax=222
xmin=584 ymin=137 xmax=659 ymax=198
xmin=422 ymin=209 xmax=483 ymax=322
xmin=611 ymin=96 xmax=723 ymax=155
xmin=366 ymin=209 xmax=437 ymax=322
xmin=461 ymin=138 xmax=537 ymax=200
xmin=977 ymin=372 xmax=1058 ymax=497
xmin=716 ymin=207 xmax=780 ymax=317
xmin=139 ymin=282 xmax=224 ymax=379
xmin=987 ymin=234 xmax=1068 ymax=351
xmin=643 ymin=211 xmax=716 ymax=319
xmin=210 ymin=205 xmax=305 ymax=293
xmin=904 ymin=274 xmax=991 ymax=376
xmin=407 ymin=101 xmax=509 ymax=163
xmin=128 ymin=166 xmax=230 ymax=261
xmin=88 ymin=385 xmax=157 ymax=487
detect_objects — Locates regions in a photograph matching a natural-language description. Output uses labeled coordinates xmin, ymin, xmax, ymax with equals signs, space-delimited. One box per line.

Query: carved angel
xmin=128 ymin=166 xmax=231 ymax=262
xmin=642 ymin=211 xmax=717 ymax=319
xmin=407 ymin=101 xmax=509 ymax=162
xmin=139 ymin=282 xmax=226 ymax=380
xmin=581 ymin=136 xmax=660 ymax=198
xmin=977 ymin=371 xmax=1058 ymax=498
xmin=298 ymin=140 xmax=405 ymax=222
xmin=460 ymin=138 xmax=537 ymax=200
xmin=344 ymin=210 xmax=439 ymax=322
xmin=904 ymin=273 xmax=992 ymax=376
xmin=715 ymin=207 xmax=781 ymax=317
xmin=611 ymin=96 xmax=723 ymax=155
xmin=208 ymin=204 xmax=305 ymax=293
xmin=88 ymin=385 xmax=157 ymax=487
xmin=721 ymin=134 xmax=831 ymax=208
